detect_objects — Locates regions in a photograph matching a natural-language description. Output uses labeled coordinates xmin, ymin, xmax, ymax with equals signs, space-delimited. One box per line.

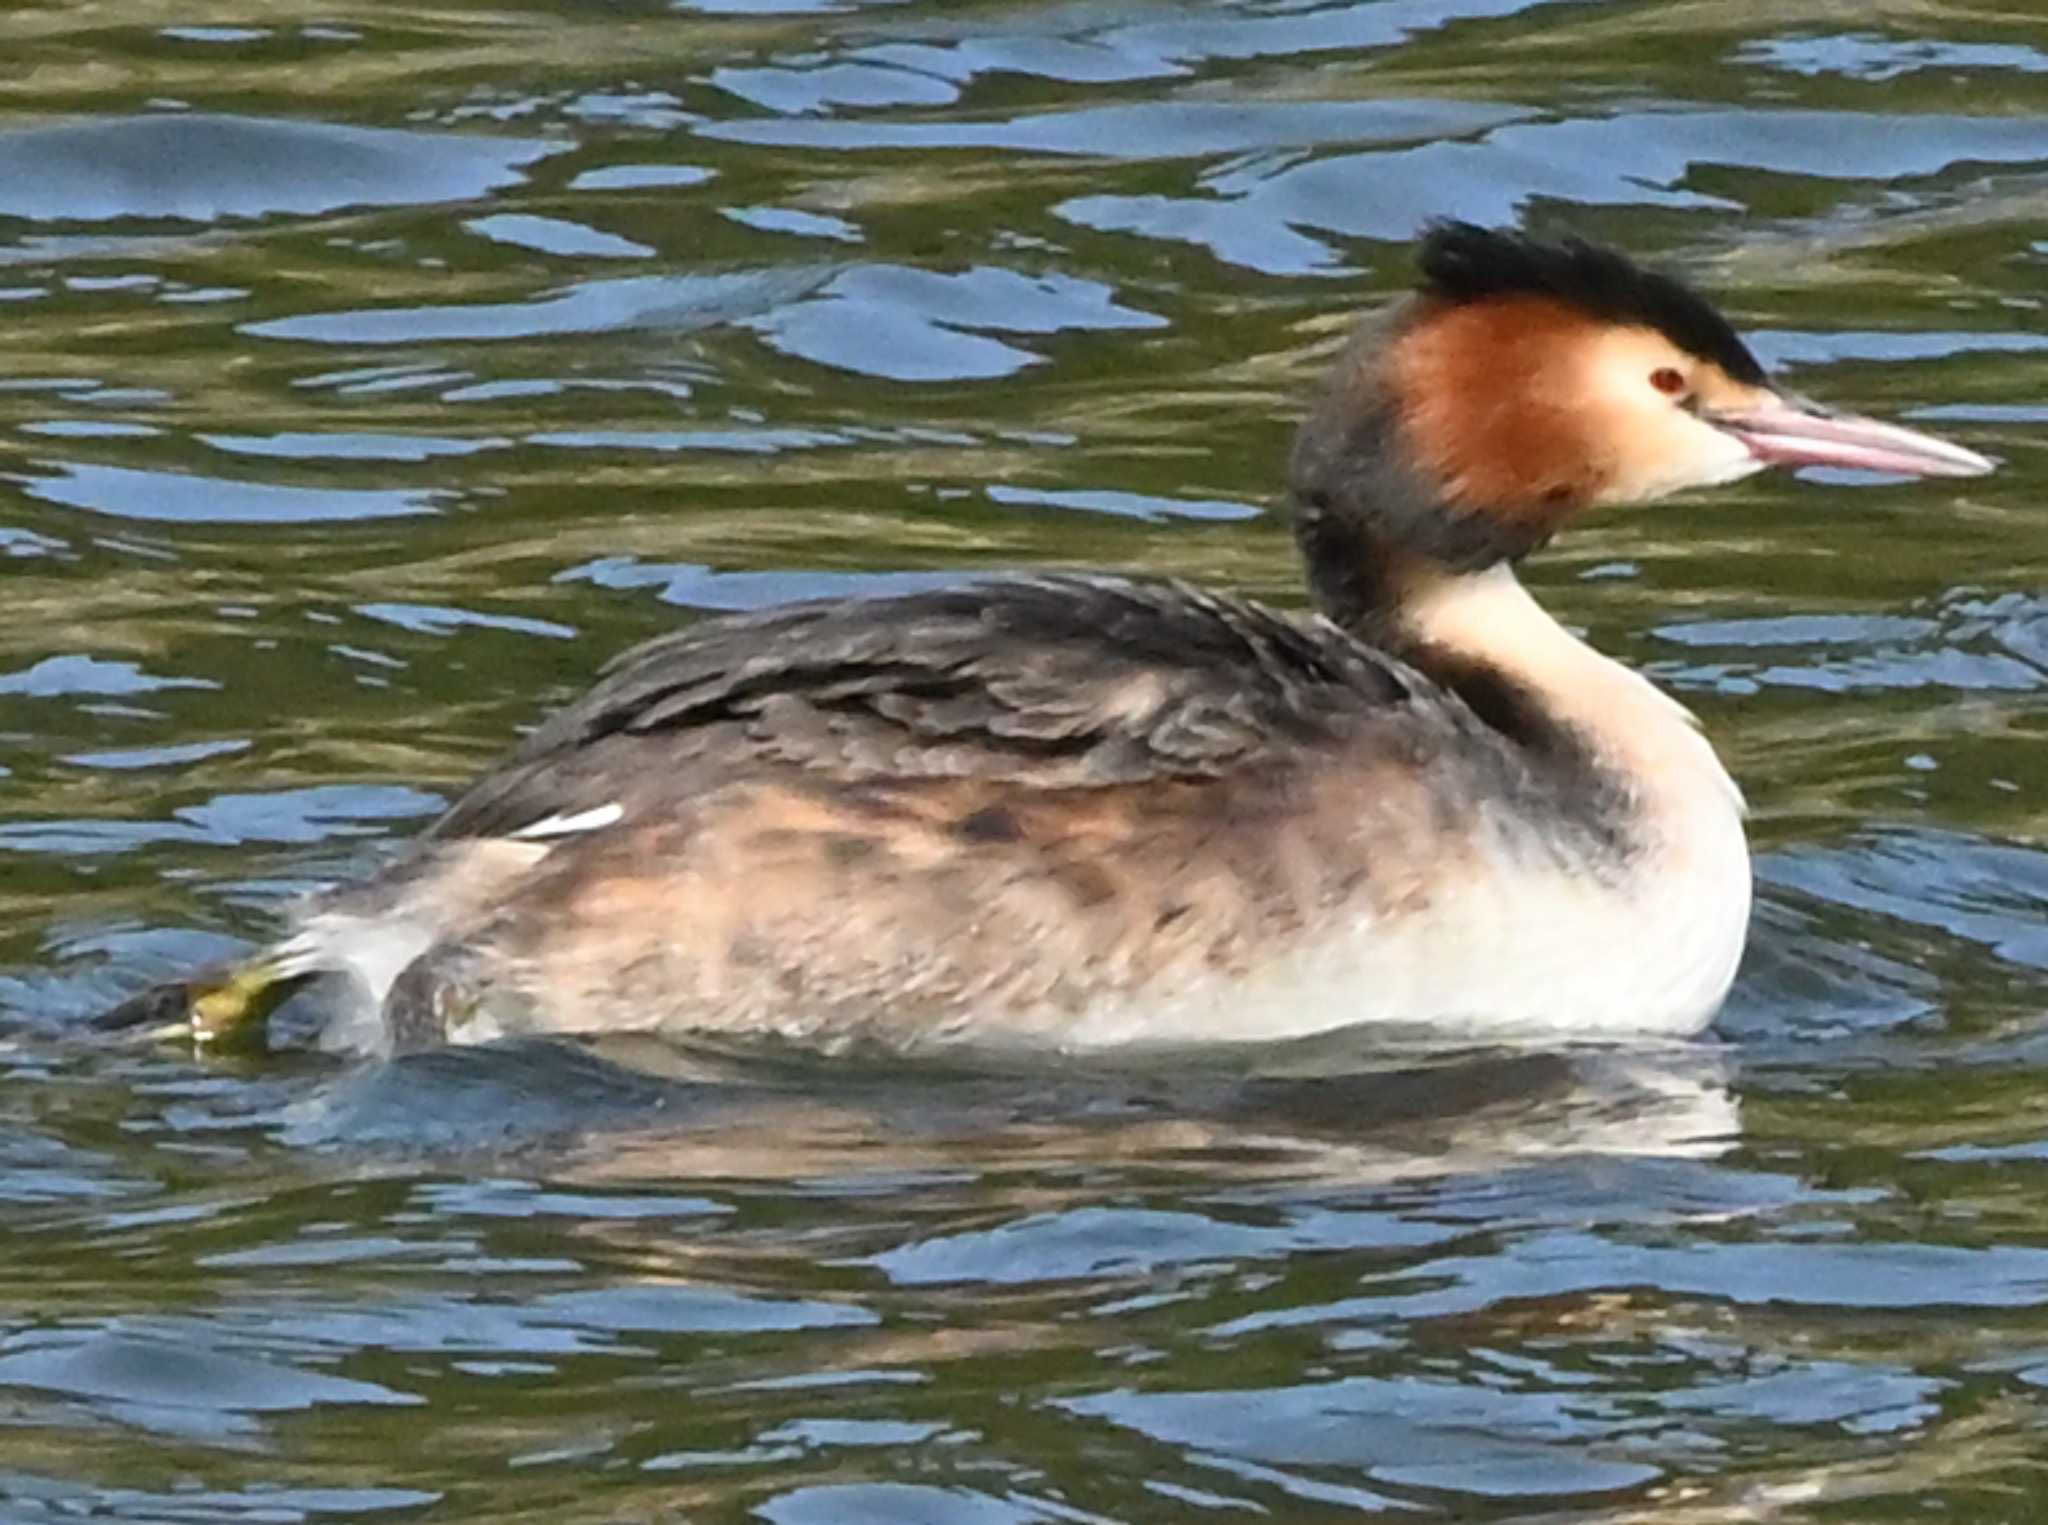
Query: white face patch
xmin=508 ymin=802 xmax=625 ymax=841
xmin=1576 ymin=327 xmax=1766 ymax=506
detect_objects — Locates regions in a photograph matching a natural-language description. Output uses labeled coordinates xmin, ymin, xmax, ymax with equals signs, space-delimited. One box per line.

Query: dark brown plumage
xmin=430 ymin=577 xmax=1412 ymax=840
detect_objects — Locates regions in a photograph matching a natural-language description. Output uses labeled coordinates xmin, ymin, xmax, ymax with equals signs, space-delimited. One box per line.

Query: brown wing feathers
xmin=427 ymin=577 xmax=1416 ymax=843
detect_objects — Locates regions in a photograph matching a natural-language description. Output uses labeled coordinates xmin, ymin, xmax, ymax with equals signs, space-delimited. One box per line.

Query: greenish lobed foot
xmin=91 ymin=958 xmax=307 ymax=1054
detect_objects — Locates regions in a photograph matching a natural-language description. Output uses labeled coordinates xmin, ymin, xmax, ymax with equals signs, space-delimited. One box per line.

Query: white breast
xmin=1047 ymin=815 xmax=1749 ymax=1048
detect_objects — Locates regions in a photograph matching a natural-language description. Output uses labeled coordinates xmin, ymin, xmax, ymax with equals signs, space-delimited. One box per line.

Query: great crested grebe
xmin=124 ymin=223 xmax=1992 ymax=1056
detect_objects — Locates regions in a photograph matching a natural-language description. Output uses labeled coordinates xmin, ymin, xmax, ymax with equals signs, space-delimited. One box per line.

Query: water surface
xmin=3 ymin=1 xmax=2047 ymax=1518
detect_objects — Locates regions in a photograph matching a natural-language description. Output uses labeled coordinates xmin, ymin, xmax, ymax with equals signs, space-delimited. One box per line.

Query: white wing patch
xmin=508 ymin=802 xmax=625 ymax=841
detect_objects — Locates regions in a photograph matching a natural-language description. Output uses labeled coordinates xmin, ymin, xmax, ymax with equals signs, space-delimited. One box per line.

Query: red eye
xmin=1649 ymin=367 xmax=1687 ymax=396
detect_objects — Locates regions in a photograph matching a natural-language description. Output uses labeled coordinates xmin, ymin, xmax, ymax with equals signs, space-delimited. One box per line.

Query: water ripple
xmin=0 ymin=115 xmax=558 ymax=223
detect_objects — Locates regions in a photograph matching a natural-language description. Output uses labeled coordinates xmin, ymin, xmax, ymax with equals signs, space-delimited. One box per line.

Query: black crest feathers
xmin=1416 ymin=221 xmax=1766 ymax=385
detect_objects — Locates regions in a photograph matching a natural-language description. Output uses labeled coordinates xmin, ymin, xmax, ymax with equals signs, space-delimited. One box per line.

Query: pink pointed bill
xmin=1710 ymin=396 xmax=1994 ymax=479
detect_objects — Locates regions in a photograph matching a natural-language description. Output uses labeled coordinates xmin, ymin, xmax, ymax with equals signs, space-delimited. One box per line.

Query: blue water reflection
xmin=0 ymin=115 xmax=557 ymax=223
xmin=1 ymin=0 xmax=2046 ymax=1519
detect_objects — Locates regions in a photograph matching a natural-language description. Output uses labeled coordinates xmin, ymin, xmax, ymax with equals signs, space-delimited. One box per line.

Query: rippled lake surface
xmin=2 ymin=2 xmax=2047 ymax=1518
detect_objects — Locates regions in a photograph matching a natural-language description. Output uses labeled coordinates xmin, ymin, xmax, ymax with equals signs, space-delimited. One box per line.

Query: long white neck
xmin=1398 ymin=563 xmax=1745 ymax=836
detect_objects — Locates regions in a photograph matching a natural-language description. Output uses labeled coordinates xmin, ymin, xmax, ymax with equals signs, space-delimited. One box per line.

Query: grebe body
xmin=132 ymin=224 xmax=1991 ymax=1056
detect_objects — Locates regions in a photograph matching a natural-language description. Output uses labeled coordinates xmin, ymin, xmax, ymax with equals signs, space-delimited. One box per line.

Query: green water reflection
xmin=2 ymin=0 xmax=2047 ymax=1518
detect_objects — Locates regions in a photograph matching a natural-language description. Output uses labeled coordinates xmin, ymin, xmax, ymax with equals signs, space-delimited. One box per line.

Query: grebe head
xmin=1292 ymin=222 xmax=1994 ymax=623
